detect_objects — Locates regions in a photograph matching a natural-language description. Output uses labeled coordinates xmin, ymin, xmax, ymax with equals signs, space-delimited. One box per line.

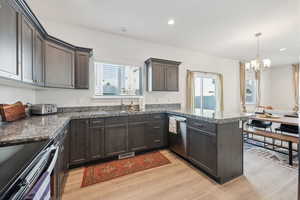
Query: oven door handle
xmin=46 ymin=145 xmax=59 ymax=174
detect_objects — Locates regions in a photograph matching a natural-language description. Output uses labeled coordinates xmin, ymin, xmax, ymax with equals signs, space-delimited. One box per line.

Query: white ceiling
xmin=27 ymin=0 xmax=300 ymax=66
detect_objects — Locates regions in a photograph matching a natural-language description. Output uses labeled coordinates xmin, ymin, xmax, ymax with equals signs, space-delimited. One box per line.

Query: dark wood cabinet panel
xmin=188 ymin=119 xmax=216 ymax=133
xmin=45 ymin=41 xmax=74 ymax=88
xmin=146 ymin=121 xmax=165 ymax=149
xmin=105 ymin=123 xmax=128 ymax=156
xmin=165 ymin=65 xmax=179 ymax=91
xmin=52 ymin=125 xmax=69 ymax=200
xmin=69 ymin=119 xmax=89 ymax=165
xmin=75 ymin=51 xmax=89 ymax=89
xmin=145 ymin=58 xmax=180 ymax=92
xmin=217 ymin=122 xmax=243 ymax=183
xmin=128 ymin=122 xmax=147 ymax=151
xmin=21 ymin=16 xmax=34 ymax=83
xmin=188 ymin=126 xmax=217 ymax=175
xmin=33 ymin=31 xmax=44 ymax=85
xmin=152 ymin=63 xmax=165 ymax=91
xmin=89 ymin=127 xmax=104 ymax=160
xmin=0 ymin=0 xmax=20 ymax=79
xmin=0 ymin=0 xmax=92 ymax=88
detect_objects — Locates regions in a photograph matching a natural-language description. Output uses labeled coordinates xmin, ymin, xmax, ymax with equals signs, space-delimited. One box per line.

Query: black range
xmin=0 ymin=140 xmax=49 ymax=199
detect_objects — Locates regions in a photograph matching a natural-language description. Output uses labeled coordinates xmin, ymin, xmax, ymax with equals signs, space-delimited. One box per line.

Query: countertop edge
xmin=0 ymin=110 xmax=249 ymax=146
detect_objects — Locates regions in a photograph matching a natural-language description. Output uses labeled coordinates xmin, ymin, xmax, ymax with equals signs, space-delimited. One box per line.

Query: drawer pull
xmin=153 ymin=126 xmax=161 ymax=129
xmin=92 ymin=121 xmax=103 ymax=124
xmin=193 ymin=123 xmax=204 ymax=127
xmin=154 ymin=139 xmax=161 ymax=143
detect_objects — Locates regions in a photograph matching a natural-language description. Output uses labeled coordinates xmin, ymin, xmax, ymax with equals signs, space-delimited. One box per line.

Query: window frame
xmin=245 ymin=78 xmax=257 ymax=105
xmin=94 ymin=62 xmax=143 ymax=98
xmin=193 ymin=73 xmax=219 ymax=113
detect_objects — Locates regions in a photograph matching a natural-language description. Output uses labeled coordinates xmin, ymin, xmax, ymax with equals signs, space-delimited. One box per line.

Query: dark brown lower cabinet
xmin=187 ymin=119 xmax=243 ymax=184
xmin=188 ymin=127 xmax=217 ymax=176
xmin=89 ymin=126 xmax=104 ymax=160
xmin=146 ymin=120 xmax=165 ymax=149
xmin=105 ymin=123 xmax=128 ymax=156
xmin=67 ymin=115 xmax=167 ymax=168
xmin=52 ymin=125 xmax=69 ymax=200
xmin=128 ymin=122 xmax=147 ymax=151
xmin=63 ymin=127 xmax=70 ymax=172
xmin=64 ymin=113 xmax=243 ymax=185
xmin=69 ymin=119 xmax=89 ymax=165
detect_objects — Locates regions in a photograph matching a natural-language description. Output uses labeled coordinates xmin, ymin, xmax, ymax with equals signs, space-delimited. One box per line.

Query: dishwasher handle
xmin=169 ymin=116 xmax=187 ymax=122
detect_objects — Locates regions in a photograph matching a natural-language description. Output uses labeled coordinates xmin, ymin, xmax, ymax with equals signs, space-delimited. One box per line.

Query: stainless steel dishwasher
xmin=168 ymin=116 xmax=187 ymax=157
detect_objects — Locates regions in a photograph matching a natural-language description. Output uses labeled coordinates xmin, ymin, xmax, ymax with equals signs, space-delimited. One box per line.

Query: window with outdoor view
xmin=94 ymin=62 xmax=142 ymax=96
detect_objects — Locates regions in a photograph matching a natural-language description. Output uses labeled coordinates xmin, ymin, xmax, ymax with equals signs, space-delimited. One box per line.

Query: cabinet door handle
xmin=154 ymin=139 xmax=161 ymax=143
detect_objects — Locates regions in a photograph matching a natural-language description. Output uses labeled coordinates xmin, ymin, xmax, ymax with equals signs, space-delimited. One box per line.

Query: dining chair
xmin=247 ymin=119 xmax=273 ymax=131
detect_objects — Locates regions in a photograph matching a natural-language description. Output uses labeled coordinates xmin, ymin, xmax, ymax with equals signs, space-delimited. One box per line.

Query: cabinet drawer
xmin=151 ymin=137 xmax=163 ymax=148
xmin=188 ymin=119 xmax=216 ymax=133
xmin=90 ymin=118 xmax=104 ymax=127
xmin=105 ymin=116 xmax=128 ymax=125
xmin=128 ymin=114 xmax=149 ymax=123
xmin=149 ymin=114 xmax=165 ymax=121
xmin=148 ymin=121 xmax=164 ymax=130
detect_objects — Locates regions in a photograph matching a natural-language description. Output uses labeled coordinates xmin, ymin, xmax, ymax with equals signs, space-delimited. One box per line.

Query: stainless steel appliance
xmin=168 ymin=116 xmax=187 ymax=157
xmin=0 ymin=141 xmax=59 ymax=200
xmin=31 ymin=104 xmax=58 ymax=115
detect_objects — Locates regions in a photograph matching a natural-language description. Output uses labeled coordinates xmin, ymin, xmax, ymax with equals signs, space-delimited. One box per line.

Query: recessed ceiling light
xmin=168 ymin=19 xmax=175 ymax=26
xmin=280 ymin=48 xmax=287 ymax=52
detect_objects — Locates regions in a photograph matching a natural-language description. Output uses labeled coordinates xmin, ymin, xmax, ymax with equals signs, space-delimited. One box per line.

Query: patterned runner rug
xmin=81 ymin=151 xmax=171 ymax=187
xmin=244 ymin=143 xmax=299 ymax=170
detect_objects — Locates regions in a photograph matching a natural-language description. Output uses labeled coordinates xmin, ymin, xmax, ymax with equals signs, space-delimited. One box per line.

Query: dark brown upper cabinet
xmin=75 ymin=51 xmax=89 ymax=89
xmin=33 ymin=31 xmax=44 ymax=86
xmin=0 ymin=0 xmax=21 ymax=80
xmin=145 ymin=58 xmax=181 ymax=92
xmin=21 ymin=15 xmax=34 ymax=83
xmin=0 ymin=0 xmax=92 ymax=89
xmin=45 ymin=41 xmax=75 ymax=88
xmin=165 ymin=64 xmax=179 ymax=91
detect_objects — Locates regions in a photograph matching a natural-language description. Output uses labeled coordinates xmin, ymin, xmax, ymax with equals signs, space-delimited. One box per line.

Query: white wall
xmin=269 ymin=66 xmax=294 ymax=111
xmin=246 ymin=65 xmax=294 ymax=112
xmin=33 ymin=19 xmax=240 ymax=113
xmin=0 ymin=85 xmax=36 ymax=104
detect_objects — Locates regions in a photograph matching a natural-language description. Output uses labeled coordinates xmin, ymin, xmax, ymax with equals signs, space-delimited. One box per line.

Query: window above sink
xmin=94 ymin=62 xmax=143 ymax=98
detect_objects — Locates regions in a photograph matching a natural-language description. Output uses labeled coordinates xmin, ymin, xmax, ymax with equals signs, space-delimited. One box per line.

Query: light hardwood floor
xmin=62 ymin=150 xmax=298 ymax=200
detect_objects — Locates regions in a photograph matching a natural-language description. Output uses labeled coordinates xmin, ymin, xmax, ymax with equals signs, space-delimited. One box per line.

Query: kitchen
xmin=0 ymin=0 xmax=299 ymax=200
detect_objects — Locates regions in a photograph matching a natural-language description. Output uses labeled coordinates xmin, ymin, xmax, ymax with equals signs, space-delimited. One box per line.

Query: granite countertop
xmin=59 ymin=109 xmax=250 ymax=122
xmin=0 ymin=109 xmax=250 ymax=146
xmin=0 ymin=115 xmax=70 ymax=146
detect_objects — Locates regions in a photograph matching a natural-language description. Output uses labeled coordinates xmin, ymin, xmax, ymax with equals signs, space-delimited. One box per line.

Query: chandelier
xmin=245 ymin=33 xmax=271 ymax=72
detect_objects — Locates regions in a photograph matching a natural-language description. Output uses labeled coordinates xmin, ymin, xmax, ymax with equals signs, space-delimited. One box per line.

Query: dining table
xmin=250 ymin=115 xmax=299 ymax=126
xmin=247 ymin=114 xmax=299 ymax=166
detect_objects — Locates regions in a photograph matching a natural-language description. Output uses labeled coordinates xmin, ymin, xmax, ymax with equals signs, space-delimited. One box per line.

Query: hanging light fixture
xmin=245 ymin=33 xmax=271 ymax=72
